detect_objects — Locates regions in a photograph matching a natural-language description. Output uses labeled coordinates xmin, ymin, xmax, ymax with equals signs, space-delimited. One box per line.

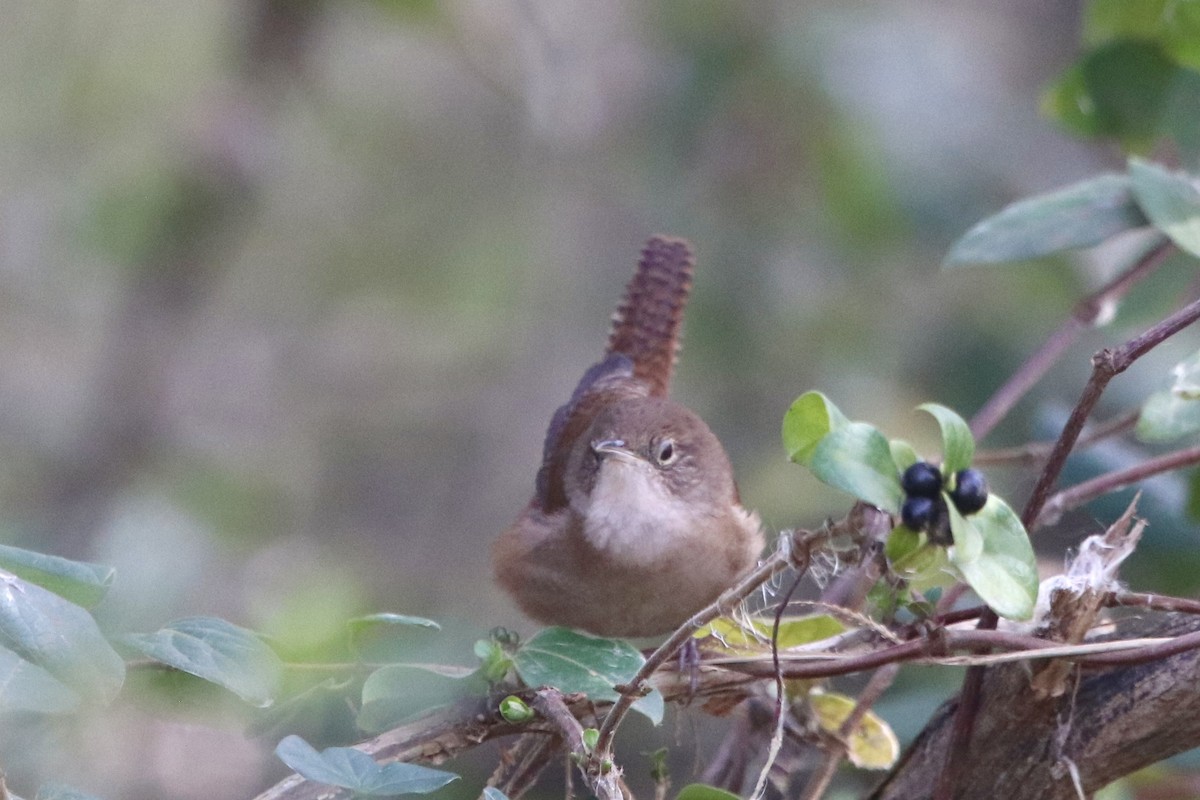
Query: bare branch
xmin=969 ymin=239 xmax=1174 ymax=442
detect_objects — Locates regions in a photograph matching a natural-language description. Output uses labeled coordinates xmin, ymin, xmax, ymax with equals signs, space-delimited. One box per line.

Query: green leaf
xmin=809 ymin=422 xmax=904 ymax=513
xmin=948 ymin=497 xmax=1038 ymax=621
xmin=1137 ymin=390 xmax=1200 ymax=442
xmin=946 ymin=499 xmax=984 ymax=563
xmin=699 ymin=615 xmax=845 ymax=651
xmin=512 ymin=627 xmax=663 ymax=725
xmin=889 ymin=439 xmax=920 ymax=473
xmin=1084 ymin=0 xmax=1172 ymax=45
xmin=782 ymin=391 xmax=848 ymax=465
xmin=676 ymin=784 xmax=742 ymax=800
xmin=275 ymin=735 xmax=459 ymax=795
xmin=0 ymin=571 xmax=124 ymax=703
xmin=358 ymin=663 xmax=477 ymax=733
xmin=0 ymin=546 xmax=114 ymax=610
xmin=347 ymin=613 xmax=440 ymax=660
xmin=0 ymin=644 xmax=80 ymax=714
xmin=944 ymin=174 xmax=1148 ymax=265
xmin=1084 ymin=40 xmax=1181 ymax=143
xmin=884 ymin=526 xmax=921 ymax=564
xmin=483 ymin=789 xmax=510 ymax=800
xmin=917 ymin=404 xmax=975 ymax=475
xmin=807 ymin=689 xmax=900 ymax=769
xmin=1129 ymin=158 xmax=1200 ymax=256
xmin=123 ymin=617 xmax=282 ymax=707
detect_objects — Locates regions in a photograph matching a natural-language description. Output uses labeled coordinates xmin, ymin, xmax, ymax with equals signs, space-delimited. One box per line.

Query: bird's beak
xmin=591 ymin=438 xmax=635 ymax=461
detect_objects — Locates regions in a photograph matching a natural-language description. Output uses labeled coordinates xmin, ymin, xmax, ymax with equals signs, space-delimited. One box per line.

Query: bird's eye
xmin=654 ymin=438 xmax=677 ymax=466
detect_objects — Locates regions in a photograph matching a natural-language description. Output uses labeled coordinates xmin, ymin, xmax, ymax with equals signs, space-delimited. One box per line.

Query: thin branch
xmin=1036 ymin=443 xmax=1200 ymax=528
xmin=1022 ymin=292 xmax=1200 ymax=529
xmin=593 ymin=529 xmax=819 ymax=759
xmin=799 ymin=664 xmax=901 ymax=800
xmin=970 ymin=239 xmax=1174 ymax=441
xmin=973 ymin=409 xmax=1139 ymax=466
xmin=1110 ymin=591 xmax=1200 ymax=615
xmin=933 ymin=607 xmax=994 ymax=800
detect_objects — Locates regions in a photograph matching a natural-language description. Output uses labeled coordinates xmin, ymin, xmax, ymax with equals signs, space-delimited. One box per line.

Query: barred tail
xmin=605 ymin=236 xmax=694 ymax=397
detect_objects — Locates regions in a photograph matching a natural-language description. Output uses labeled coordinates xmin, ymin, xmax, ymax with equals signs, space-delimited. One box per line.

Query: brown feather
xmin=605 ymin=236 xmax=694 ymax=398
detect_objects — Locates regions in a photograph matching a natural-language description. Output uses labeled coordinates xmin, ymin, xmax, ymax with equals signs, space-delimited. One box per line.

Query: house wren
xmin=493 ymin=237 xmax=763 ymax=637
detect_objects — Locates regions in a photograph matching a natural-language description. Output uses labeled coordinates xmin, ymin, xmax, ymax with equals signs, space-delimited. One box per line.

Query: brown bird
xmin=493 ymin=236 xmax=764 ymax=637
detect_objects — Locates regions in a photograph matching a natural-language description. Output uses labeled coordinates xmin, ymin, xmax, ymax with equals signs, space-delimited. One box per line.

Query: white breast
xmin=581 ymin=458 xmax=695 ymax=565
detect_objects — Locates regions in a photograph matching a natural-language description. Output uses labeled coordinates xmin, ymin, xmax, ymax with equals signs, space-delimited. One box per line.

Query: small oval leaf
xmin=276 ymin=734 xmax=459 ymax=795
xmin=0 ymin=571 xmax=124 ymax=704
xmin=123 ymin=617 xmax=282 ymax=707
xmin=807 ymin=689 xmax=900 ymax=769
xmin=782 ymin=391 xmax=849 ymax=465
xmin=809 ymin=423 xmax=904 ymax=513
xmin=1129 ymin=157 xmax=1200 ymax=257
xmin=0 ymin=546 xmax=114 ymax=609
xmin=917 ymin=404 xmax=975 ymax=475
xmin=945 ymin=173 xmax=1148 ymax=266
xmin=0 ymin=644 xmax=80 ymax=714
xmin=513 ymin=627 xmax=662 ymax=725
xmin=1137 ymin=389 xmax=1200 ymax=442
xmin=948 ymin=497 xmax=1038 ymax=621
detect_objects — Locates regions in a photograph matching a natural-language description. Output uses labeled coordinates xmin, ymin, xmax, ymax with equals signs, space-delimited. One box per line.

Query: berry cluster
xmin=899 ymin=462 xmax=989 ymax=545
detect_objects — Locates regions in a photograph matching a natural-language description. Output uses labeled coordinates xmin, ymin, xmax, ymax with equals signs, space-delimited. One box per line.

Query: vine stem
xmin=1036 ymin=443 xmax=1200 ymax=528
xmin=1022 ymin=292 xmax=1200 ymax=529
xmin=969 ymin=238 xmax=1174 ymax=442
xmin=592 ymin=531 xmax=816 ymax=760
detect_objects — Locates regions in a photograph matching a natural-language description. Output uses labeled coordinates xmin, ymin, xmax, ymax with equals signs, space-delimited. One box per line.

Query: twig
xmin=933 ymin=610 xmax=995 ymax=800
xmin=969 ymin=238 xmax=1174 ymax=441
xmin=1110 ymin=591 xmax=1200 ymax=615
xmin=800 ymin=664 xmax=901 ymax=800
xmin=1035 ymin=443 xmax=1200 ymax=528
xmin=973 ymin=409 xmax=1139 ymax=465
xmin=749 ymin=569 xmax=808 ymax=800
xmin=1022 ymin=292 xmax=1200 ymax=529
xmin=593 ymin=530 xmax=819 ymax=758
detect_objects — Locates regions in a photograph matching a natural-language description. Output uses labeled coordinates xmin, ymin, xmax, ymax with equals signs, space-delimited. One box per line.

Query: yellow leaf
xmin=807 ymin=689 xmax=900 ymax=770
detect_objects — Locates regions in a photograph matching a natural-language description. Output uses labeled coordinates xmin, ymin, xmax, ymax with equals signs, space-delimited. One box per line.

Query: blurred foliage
xmin=3 ymin=0 xmax=1200 ymax=798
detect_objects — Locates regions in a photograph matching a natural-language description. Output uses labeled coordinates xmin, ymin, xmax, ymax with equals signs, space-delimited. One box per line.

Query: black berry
xmin=950 ymin=468 xmax=989 ymax=515
xmin=901 ymin=461 xmax=943 ymax=498
xmin=901 ymin=495 xmax=937 ymax=531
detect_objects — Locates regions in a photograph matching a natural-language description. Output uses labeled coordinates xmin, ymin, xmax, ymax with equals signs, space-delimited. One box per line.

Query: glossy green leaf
xmin=810 ymin=422 xmax=904 ymax=513
xmin=946 ymin=499 xmax=984 ymax=563
xmin=358 ymin=663 xmax=476 ymax=733
xmin=889 ymin=439 xmax=920 ymax=473
xmin=512 ymin=627 xmax=662 ymax=725
xmin=275 ymin=734 xmax=459 ymax=795
xmin=123 ymin=617 xmax=282 ymax=707
xmin=347 ymin=613 xmax=441 ymax=660
xmin=1137 ymin=390 xmax=1200 ymax=442
xmin=0 ymin=571 xmax=124 ymax=703
xmin=676 ymin=784 xmax=741 ymax=800
xmin=782 ymin=391 xmax=848 ymax=465
xmin=0 ymin=546 xmax=114 ymax=609
xmin=917 ymin=404 xmax=975 ymax=475
xmin=0 ymin=643 xmax=80 ymax=714
xmin=945 ymin=174 xmax=1147 ymax=265
xmin=948 ymin=497 xmax=1038 ymax=621
xmin=1129 ymin=158 xmax=1200 ymax=256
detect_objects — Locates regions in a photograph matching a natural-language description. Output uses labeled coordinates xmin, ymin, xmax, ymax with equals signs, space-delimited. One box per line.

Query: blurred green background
xmin=5 ymin=0 xmax=1200 ymax=797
